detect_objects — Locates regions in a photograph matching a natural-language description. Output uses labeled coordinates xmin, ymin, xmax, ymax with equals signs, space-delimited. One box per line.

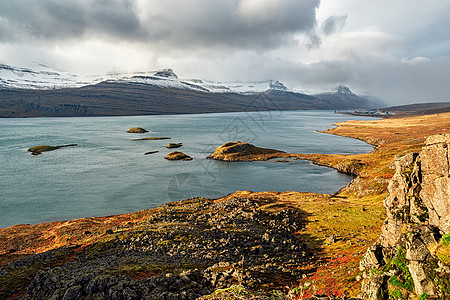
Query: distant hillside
xmin=0 ymin=63 xmax=380 ymax=117
xmin=314 ymin=85 xmax=379 ymax=110
xmin=384 ymin=102 xmax=450 ymax=116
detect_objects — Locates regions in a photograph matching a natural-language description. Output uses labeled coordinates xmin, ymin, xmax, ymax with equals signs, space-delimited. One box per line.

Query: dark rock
xmin=134 ymin=137 xmax=170 ymax=141
xmin=62 ymin=285 xmax=81 ymax=300
xmin=144 ymin=151 xmax=159 ymax=155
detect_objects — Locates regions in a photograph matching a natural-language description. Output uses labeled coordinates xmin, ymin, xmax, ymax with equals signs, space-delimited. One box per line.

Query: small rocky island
xmin=166 ymin=143 xmax=183 ymax=149
xmin=127 ymin=127 xmax=148 ymax=133
xmin=207 ymin=141 xmax=288 ymax=161
xmin=133 ymin=137 xmax=170 ymax=141
xmin=28 ymin=144 xmax=77 ymax=155
xmin=165 ymin=151 xmax=193 ymax=161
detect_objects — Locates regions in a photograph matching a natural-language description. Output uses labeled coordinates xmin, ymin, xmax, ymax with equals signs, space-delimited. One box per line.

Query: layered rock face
xmin=360 ymin=134 xmax=450 ymax=299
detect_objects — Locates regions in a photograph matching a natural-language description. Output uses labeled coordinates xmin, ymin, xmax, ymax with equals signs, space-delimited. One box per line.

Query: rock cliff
xmin=360 ymin=134 xmax=450 ymax=299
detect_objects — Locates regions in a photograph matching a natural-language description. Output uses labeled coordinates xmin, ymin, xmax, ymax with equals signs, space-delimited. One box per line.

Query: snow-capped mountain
xmin=0 ymin=62 xmax=381 ymax=118
xmin=0 ymin=63 xmax=91 ymax=90
xmin=98 ymin=70 xmax=292 ymax=94
xmin=0 ymin=62 xmax=292 ymax=94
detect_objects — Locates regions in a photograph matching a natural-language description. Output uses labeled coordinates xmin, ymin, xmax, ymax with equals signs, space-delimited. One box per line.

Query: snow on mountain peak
xmin=268 ymin=80 xmax=288 ymax=92
xmin=0 ymin=62 xmax=294 ymax=95
xmin=337 ymin=85 xmax=353 ymax=94
xmin=0 ymin=62 xmax=90 ymax=90
xmin=154 ymin=69 xmax=178 ymax=79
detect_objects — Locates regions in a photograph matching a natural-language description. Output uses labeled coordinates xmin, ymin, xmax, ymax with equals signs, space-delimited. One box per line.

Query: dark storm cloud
xmin=0 ymin=0 xmax=320 ymax=49
xmin=321 ymin=15 xmax=347 ymax=35
xmin=141 ymin=0 xmax=321 ymax=48
xmin=0 ymin=0 xmax=143 ymax=41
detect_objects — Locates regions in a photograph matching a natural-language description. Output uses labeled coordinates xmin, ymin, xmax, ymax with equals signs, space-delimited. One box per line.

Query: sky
xmin=0 ymin=0 xmax=449 ymax=105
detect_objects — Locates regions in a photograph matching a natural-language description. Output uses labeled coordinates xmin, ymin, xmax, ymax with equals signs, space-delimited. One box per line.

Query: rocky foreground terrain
xmin=0 ymin=192 xmax=317 ymax=299
xmin=2 ymin=112 xmax=450 ymax=299
xmin=360 ymin=134 xmax=450 ymax=299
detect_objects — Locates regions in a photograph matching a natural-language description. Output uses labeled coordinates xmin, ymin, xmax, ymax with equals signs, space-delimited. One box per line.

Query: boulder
xmin=165 ymin=151 xmax=193 ymax=161
xmin=127 ymin=127 xmax=148 ymax=133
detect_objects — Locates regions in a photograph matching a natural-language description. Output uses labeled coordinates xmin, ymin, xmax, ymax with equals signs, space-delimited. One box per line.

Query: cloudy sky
xmin=0 ymin=0 xmax=449 ymax=105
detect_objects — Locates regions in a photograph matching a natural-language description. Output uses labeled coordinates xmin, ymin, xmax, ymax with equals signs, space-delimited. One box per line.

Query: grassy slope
xmin=1 ymin=113 xmax=450 ymax=298
xmin=289 ymin=112 xmax=450 ymax=297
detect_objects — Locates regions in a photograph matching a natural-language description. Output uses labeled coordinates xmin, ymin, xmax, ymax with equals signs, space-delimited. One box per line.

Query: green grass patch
xmin=441 ymin=233 xmax=450 ymax=245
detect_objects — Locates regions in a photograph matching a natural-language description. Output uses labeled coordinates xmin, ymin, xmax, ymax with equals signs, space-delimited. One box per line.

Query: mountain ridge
xmin=0 ymin=62 xmax=380 ymax=118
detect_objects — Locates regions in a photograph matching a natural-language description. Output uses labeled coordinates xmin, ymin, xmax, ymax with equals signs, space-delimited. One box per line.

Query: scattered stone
xmin=127 ymin=127 xmax=148 ymax=133
xmin=327 ymin=234 xmax=338 ymax=244
xmin=165 ymin=151 xmax=193 ymax=161
xmin=17 ymin=196 xmax=309 ymax=299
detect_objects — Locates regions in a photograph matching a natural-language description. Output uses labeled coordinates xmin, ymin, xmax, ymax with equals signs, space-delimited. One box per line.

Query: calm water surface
xmin=0 ymin=111 xmax=375 ymax=228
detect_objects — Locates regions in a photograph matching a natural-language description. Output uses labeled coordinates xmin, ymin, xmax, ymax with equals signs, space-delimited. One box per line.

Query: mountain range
xmin=0 ymin=63 xmax=381 ymax=117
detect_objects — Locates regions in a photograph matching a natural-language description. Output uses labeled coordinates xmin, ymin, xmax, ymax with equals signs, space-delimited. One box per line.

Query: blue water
xmin=0 ymin=111 xmax=375 ymax=228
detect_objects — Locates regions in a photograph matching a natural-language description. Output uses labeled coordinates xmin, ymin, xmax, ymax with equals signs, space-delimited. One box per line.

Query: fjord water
xmin=0 ymin=111 xmax=375 ymax=228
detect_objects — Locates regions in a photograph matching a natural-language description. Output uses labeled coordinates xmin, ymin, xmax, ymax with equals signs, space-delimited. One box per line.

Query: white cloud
xmin=0 ymin=0 xmax=449 ymax=105
xmin=401 ymin=56 xmax=430 ymax=65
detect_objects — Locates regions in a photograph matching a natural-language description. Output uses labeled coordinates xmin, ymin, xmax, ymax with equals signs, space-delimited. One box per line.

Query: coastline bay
xmin=0 ymin=111 xmax=375 ymax=228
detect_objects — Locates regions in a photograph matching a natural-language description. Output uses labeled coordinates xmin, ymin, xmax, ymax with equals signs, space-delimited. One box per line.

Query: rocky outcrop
xmin=207 ymin=141 xmax=286 ymax=161
xmin=5 ymin=196 xmax=310 ymax=299
xmin=360 ymin=134 xmax=450 ymax=299
xmin=335 ymin=159 xmax=365 ymax=175
xmin=127 ymin=127 xmax=148 ymax=133
xmin=165 ymin=151 xmax=193 ymax=161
